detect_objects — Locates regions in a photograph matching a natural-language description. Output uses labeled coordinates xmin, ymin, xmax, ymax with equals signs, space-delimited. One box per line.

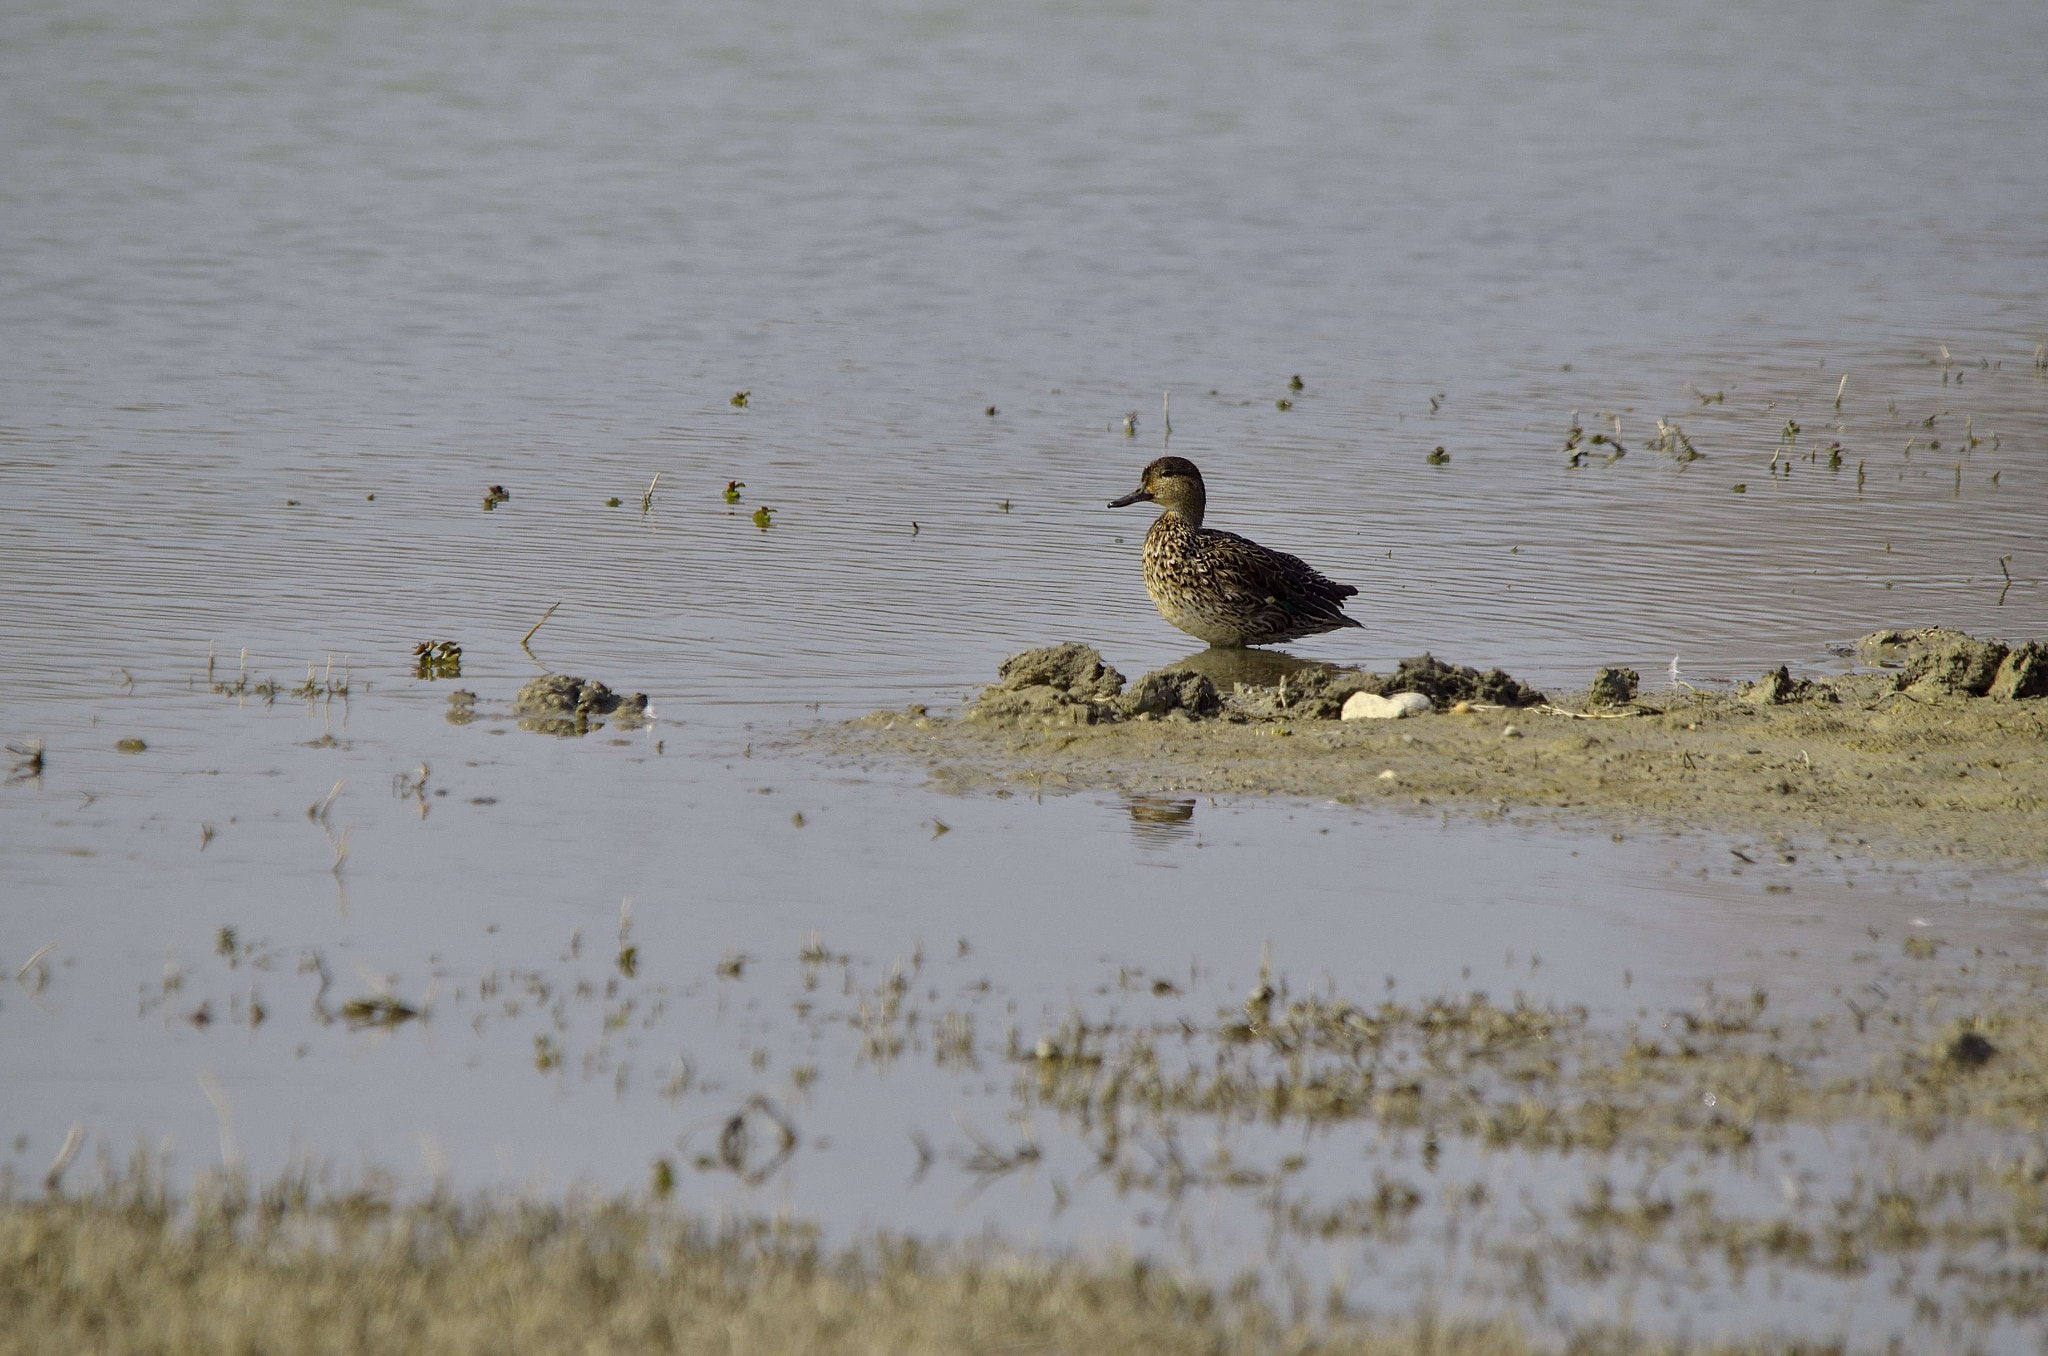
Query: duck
xmin=1108 ymin=456 xmax=1362 ymax=648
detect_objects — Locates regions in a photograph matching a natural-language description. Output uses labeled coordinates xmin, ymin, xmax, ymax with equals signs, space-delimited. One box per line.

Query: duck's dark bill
xmin=1107 ymin=488 xmax=1153 ymax=508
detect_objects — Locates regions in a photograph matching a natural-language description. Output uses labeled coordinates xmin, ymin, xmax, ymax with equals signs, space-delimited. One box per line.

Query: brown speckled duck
xmin=1108 ymin=456 xmax=1361 ymax=648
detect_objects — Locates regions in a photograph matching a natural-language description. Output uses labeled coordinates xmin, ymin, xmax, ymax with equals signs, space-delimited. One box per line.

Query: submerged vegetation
xmin=69 ymin=896 xmax=2048 ymax=1349
xmin=2 ymin=1164 xmax=1858 ymax=1356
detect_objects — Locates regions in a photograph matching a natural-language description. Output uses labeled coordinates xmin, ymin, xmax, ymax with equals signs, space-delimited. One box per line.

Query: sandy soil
xmin=819 ymin=631 xmax=2048 ymax=867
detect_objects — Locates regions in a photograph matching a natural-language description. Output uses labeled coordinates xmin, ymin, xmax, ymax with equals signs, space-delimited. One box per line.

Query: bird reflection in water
xmin=1158 ymin=645 xmax=1336 ymax=691
xmin=1126 ymin=795 xmax=1197 ymax=847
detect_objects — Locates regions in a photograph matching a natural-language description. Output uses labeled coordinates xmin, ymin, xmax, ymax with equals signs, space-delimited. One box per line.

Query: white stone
xmin=1341 ymin=690 xmax=1433 ymax=721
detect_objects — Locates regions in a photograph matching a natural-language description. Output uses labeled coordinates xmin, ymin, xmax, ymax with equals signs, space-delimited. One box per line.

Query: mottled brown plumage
xmin=1108 ymin=457 xmax=1361 ymax=648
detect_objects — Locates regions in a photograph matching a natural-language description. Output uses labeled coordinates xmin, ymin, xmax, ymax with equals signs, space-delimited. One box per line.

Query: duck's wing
xmin=1197 ymin=530 xmax=1361 ymax=635
xmin=1197 ymin=531 xmax=1355 ymax=596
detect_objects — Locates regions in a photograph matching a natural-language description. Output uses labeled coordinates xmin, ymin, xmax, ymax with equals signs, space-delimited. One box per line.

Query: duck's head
xmin=1109 ymin=456 xmax=1206 ymax=526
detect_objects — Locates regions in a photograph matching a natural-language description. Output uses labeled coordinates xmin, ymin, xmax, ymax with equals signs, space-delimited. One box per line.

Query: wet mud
xmin=826 ymin=630 xmax=2048 ymax=867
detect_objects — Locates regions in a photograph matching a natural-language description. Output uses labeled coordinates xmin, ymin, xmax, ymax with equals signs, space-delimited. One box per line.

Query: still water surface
xmin=4 ymin=0 xmax=2048 ymax=1340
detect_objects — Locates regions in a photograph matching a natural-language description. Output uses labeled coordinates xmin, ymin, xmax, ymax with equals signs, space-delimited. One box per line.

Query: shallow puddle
xmin=7 ymin=673 xmax=2048 ymax=1343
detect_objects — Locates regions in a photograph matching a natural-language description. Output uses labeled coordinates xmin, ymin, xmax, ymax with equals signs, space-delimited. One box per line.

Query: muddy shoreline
xmin=818 ymin=631 xmax=2048 ymax=868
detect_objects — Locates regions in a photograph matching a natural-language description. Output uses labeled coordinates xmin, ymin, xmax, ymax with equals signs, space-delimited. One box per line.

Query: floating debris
xmin=6 ymin=739 xmax=44 ymax=785
xmin=1648 ymin=419 xmax=1702 ymax=463
xmin=703 ymin=1095 xmax=796 ymax=1186
xmin=340 ymin=994 xmax=419 ymax=1030
xmin=482 ymin=485 xmax=511 ymax=510
xmin=413 ymin=640 xmax=462 ymax=679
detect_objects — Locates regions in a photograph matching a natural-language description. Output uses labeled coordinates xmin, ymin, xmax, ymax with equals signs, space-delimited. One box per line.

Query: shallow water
xmin=5 ymin=0 xmax=2048 ymax=1342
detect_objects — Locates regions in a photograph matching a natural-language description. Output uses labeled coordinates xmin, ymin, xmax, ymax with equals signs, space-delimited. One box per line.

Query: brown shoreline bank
xmin=824 ymin=630 xmax=2048 ymax=868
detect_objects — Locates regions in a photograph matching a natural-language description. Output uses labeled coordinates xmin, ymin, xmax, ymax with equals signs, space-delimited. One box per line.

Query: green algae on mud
xmin=826 ymin=632 xmax=2048 ymax=868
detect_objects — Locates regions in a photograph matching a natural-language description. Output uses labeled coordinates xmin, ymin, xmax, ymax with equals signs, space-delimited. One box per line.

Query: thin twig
xmin=522 ymin=601 xmax=563 ymax=647
xmin=198 ymin=1070 xmax=240 ymax=1169
xmin=44 ymin=1123 xmax=85 ymax=1193
xmin=15 ymin=940 xmax=58 ymax=983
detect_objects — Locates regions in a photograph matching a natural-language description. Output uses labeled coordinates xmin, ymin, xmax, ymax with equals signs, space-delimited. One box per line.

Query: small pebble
xmin=1501 ymin=725 xmax=1522 ymax=739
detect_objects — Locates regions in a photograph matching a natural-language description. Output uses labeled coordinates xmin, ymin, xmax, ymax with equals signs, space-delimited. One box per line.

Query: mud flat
xmin=822 ymin=630 xmax=2048 ymax=867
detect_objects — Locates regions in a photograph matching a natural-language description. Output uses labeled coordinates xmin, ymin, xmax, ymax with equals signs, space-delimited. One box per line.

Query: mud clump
xmin=514 ymin=674 xmax=650 ymax=736
xmin=969 ymin=643 xmax=1128 ymax=726
xmin=1856 ymin=626 xmax=1969 ymax=670
xmin=1988 ymin=642 xmax=2048 ymax=700
xmin=967 ymin=644 xmax=1540 ymax=726
xmin=1366 ymin=653 xmax=1544 ymax=709
xmin=1229 ymin=653 xmax=1543 ymax=720
xmin=1854 ymin=627 xmax=2048 ymax=700
xmin=996 ymin=642 xmax=1126 ymax=698
xmin=1946 ymin=1029 xmax=1998 ymax=1070
xmin=1229 ymin=663 xmax=1377 ymax=720
xmin=1740 ymin=665 xmax=1840 ymax=706
xmin=967 ymin=644 xmax=1223 ymax=726
xmin=1899 ymin=633 xmax=2008 ymax=697
xmin=1120 ymin=669 xmax=1222 ymax=720
xmin=1586 ymin=667 xmax=1639 ymax=708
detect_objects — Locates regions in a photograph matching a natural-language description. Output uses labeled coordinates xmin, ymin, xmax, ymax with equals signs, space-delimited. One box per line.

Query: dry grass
xmin=0 ymin=1166 xmax=1849 ymax=1356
